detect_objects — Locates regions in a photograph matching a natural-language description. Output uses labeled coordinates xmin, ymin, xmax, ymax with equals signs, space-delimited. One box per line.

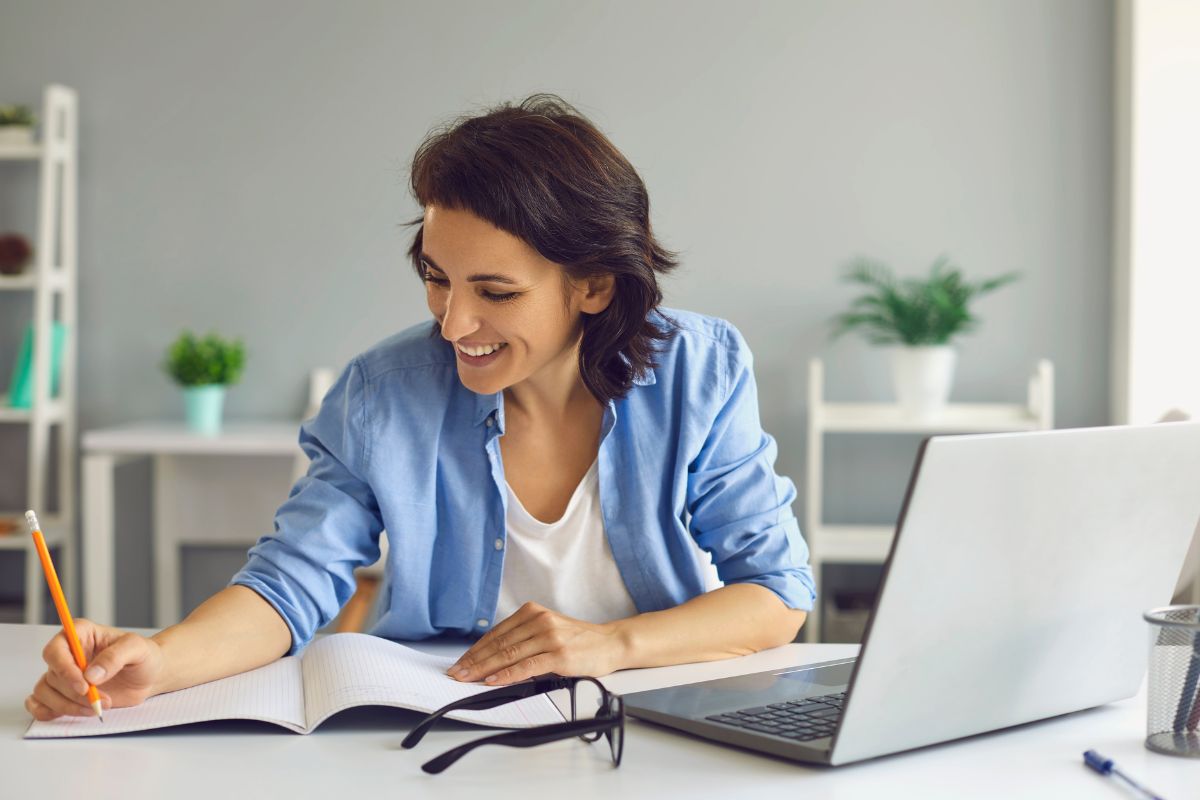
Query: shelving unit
xmin=0 ymin=85 xmax=79 ymax=623
xmin=804 ymin=357 xmax=1054 ymax=642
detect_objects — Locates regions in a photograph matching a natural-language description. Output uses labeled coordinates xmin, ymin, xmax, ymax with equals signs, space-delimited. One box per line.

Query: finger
xmin=481 ymin=649 xmax=555 ymax=687
xmin=453 ymin=613 xmax=551 ymax=681
xmin=32 ymin=675 xmax=94 ymax=718
xmin=84 ymin=632 xmax=146 ymax=687
xmin=26 ymin=695 xmax=61 ymax=722
xmin=451 ymin=602 xmax=543 ymax=674
xmin=44 ymin=668 xmax=91 ymax=705
xmin=42 ymin=629 xmax=87 ymax=685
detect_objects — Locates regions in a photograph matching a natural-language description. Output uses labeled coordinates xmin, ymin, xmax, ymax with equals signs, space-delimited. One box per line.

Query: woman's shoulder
xmin=352 ymin=320 xmax=457 ymax=384
xmin=652 ymin=306 xmax=753 ymax=368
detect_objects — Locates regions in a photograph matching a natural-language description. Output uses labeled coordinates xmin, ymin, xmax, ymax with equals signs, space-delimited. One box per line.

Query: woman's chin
xmin=457 ymin=370 xmax=507 ymax=396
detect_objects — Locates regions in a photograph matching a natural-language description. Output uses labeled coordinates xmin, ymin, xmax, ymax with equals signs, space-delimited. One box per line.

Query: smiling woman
xmin=25 ymin=94 xmax=815 ymax=725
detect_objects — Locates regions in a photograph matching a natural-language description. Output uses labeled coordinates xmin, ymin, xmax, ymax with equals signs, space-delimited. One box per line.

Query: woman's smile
xmin=455 ymin=341 xmax=509 ymax=366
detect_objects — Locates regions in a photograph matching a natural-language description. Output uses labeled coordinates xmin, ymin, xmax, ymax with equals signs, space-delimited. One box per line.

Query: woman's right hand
xmin=25 ymin=619 xmax=165 ymax=721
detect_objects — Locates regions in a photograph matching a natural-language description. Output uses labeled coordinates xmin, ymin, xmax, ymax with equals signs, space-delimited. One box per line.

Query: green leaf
xmin=827 ymin=256 xmax=1020 ymax=346
xmin=163 ymin=330 xmax=247 ymax=387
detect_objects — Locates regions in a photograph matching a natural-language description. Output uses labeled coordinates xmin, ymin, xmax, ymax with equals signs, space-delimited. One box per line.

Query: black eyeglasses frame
xmin=401 ymin=674 xmax=624 ymax=774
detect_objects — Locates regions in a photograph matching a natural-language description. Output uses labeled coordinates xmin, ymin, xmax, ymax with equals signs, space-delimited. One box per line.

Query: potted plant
xmin=0 ymin=104 xmax=37 ymax=147
xmin=163 ymin=331 xmax=246 ymax=435
xmin=0 ymin=233 xmax=33 ymax=276
xmin=830 ymin=256 xmax=1019 ymax=418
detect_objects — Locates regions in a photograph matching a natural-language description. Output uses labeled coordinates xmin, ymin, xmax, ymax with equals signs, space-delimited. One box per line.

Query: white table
xmin=81 ymin=422 xmax=303 ymax=627
xmin=4 ymin=624 xmax=1195 ymax=799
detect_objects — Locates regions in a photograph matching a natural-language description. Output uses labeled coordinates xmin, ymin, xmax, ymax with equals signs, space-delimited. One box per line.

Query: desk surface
xmin=82 ymin=421 xmax=302 ymax=455
xmin=3 ymin=624 xmax=1193 ymax=799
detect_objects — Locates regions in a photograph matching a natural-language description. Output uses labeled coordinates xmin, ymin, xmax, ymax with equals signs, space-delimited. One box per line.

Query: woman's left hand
xmin=447 ymin=601 xmax=627 ymax=685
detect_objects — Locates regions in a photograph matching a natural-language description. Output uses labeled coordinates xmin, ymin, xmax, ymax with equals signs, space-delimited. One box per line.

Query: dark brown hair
xmin=404 ymin=94 xmax=678 ymax=403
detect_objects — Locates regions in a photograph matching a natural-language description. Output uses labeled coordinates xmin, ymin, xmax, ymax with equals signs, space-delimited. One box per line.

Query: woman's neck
xmin=503 ymin=343 xmax=600 ymax=426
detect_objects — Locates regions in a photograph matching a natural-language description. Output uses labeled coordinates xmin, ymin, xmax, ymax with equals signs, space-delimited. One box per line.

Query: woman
xmin=26 ymin=95 xmax=814 ymax=721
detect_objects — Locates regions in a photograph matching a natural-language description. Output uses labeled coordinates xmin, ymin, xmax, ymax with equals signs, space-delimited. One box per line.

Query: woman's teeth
xmin=457 ymin=342 xmax=508 ymax=357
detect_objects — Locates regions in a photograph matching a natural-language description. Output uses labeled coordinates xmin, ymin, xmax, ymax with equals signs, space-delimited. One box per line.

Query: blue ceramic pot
xmin=183 ymin=384 xmax=226 ymax=435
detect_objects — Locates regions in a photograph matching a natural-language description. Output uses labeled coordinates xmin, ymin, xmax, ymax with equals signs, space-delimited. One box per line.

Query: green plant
xmin=0 ymin=105 xmax=36 ymax=127
xmin=163 ymin=331 xmax=246 ymax=386
xmin=829 ymin=256 xmax=1019 ymax=346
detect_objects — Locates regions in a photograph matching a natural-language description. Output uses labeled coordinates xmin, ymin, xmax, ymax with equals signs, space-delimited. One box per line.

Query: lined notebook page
xmin=25 ymin=655 xmax=305 ymax=739
xmin=301 ymin=633 xmax=564 ymax=730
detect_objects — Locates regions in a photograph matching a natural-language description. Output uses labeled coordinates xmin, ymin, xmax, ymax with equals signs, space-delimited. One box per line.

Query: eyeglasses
xmin=401 ymin=674 xmax=625 ymax=774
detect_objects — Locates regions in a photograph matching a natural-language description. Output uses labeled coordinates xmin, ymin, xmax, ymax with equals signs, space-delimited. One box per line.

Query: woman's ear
xmin=579 ymin=273 xmax=616 ymax=315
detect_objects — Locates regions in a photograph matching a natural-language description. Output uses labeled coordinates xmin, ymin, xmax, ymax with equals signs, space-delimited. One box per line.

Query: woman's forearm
xmin=611 ymin=583 xmax=808 ymax=670
xmin=149 ymin=585 xmax=292 ymax=695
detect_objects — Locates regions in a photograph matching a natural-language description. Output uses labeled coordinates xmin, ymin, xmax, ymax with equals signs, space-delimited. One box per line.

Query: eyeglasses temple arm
xmin=401 ymin=676 xmax=570 ymax=749
xmin=420 ymin=717 xmax=616 ymax=774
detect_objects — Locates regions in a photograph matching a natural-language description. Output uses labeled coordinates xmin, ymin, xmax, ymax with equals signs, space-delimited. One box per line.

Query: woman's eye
xmin=423 ymin=272 xmax=517 ymax=303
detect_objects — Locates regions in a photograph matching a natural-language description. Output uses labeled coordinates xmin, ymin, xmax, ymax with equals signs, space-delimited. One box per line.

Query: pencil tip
xmin=91 ymin=699 xmax=104 ymax=722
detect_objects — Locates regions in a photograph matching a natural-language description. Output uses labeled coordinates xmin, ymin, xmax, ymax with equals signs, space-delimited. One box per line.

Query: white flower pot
xmin=0 ymin=126 xmax=35 ymax=146
xmin=890 ymin=345 xmax=956 ymax=418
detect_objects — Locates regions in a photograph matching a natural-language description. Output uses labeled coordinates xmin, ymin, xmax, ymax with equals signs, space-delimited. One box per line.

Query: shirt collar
xmin=471 ymin=365 xmax=656 ymax=428
xmin=473 ymin=391 xmax=503 ymax=429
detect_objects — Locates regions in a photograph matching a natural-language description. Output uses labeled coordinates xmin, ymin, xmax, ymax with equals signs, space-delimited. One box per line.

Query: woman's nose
xmin=438 ymin=290 xmax=479 ymax=341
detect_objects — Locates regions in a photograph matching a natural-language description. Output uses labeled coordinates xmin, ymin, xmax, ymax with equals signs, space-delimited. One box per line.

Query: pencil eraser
xmin=25 ymin=510 xmax=39 ymax=530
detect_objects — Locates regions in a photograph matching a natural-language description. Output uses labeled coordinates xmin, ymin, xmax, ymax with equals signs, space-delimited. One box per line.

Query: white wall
xmin=0 ymin=0 xmax=1116 ymax=624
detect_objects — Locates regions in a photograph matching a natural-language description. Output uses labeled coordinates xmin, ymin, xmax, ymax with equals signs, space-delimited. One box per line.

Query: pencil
xmin=25 ymin=510 xmax=104 ymax=721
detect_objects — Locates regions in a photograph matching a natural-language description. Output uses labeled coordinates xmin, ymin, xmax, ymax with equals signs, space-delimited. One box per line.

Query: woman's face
xmin=419 ymin=205 xmax=611 ymax=397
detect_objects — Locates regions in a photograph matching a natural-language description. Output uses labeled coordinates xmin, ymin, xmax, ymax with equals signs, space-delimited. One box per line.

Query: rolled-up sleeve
xmin=230 ymin=357 xmax=384 ymax=653
xmin=686 ymin=325 xmax=815 ymax=611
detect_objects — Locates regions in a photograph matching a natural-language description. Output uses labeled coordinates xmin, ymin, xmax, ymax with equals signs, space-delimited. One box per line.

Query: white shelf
xmin=0 ymin=143 xmax=41 ymax=161
xmin=803 ymin=357 xmax=1055 ymax=642
xmin=808 ymin=524 xmax=895 ymax=562
xmin=0 ymin=85 xmax=79 ymax=626
xmin=817 ymin=403 xmax=1043 ymax=433
xmin=0 ymin=270 xmax=68 ymax=292
xmin=0 ymin=397 xmax=66 ymax=423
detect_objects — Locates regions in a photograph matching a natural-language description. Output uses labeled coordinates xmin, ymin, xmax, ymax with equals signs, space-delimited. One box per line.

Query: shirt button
xmin=485 ymin=417 xmax=494 ymax=428
xmin=476 ymin=618 xmax=490 ymax=628
xmin=494 ymin=538 xmax=504 ymax=550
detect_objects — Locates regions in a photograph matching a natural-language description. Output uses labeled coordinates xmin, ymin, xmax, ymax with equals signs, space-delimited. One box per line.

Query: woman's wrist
xmin=605 ymin=612 xmax=651 ymax=672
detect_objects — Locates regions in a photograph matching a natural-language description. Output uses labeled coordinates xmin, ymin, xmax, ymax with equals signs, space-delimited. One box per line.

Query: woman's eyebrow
xmin=419 ymin=253 xmax=519 ymax=285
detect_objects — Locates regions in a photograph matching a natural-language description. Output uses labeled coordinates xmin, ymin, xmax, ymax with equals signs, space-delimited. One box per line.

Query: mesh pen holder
xmin=1144 ymin=605 xmax=1200 ymax=757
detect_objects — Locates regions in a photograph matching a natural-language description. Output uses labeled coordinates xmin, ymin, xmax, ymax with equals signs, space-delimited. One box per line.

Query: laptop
xmin=623 ymin=422 xmax=1200 ymax=765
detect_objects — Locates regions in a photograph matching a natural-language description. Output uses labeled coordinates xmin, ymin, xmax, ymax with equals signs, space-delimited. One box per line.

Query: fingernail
xmin=84 ymin=666 xmax=105 ymax=683
xmin=455 ymin=668 xmax=470 ymax=679
xmin=484 ymin=674 xmax=497 ymax=683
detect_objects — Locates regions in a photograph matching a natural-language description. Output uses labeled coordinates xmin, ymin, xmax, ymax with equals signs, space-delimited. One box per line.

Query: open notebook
xmin=25 ymin=632 xmax=563 ymax=738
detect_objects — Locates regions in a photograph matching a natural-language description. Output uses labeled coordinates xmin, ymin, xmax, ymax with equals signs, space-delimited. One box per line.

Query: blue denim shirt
xmin=231 ymin=307 xmax=815 ymax=654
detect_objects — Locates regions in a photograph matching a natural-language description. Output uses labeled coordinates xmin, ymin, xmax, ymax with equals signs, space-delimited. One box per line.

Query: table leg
xmin=153 ymin=455 xmax=181 ymax=628
xmin=82 ymin=453 xmax=116 ymax=625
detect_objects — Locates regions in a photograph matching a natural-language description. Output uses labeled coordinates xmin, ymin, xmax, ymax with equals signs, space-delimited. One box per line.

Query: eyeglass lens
xmin=572 ymin=678 xmax=607 ymax=742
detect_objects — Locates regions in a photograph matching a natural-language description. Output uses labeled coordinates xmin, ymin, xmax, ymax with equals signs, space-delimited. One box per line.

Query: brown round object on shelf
xmin=0 ymin=232 xmax=33 ymax=275
xmin=0 ymin=517 xmax=19 ymax=536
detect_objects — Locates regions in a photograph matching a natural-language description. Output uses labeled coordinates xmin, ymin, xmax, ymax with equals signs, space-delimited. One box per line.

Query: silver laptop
xmin=624 ymin=422 xmax=1200 ymax=765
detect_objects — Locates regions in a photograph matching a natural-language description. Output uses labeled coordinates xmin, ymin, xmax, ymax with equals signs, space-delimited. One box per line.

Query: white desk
xmin=81 ymin=422 xmax=303 ymax=627
xmin=3 ymin=624 xmax=1195 ymax=799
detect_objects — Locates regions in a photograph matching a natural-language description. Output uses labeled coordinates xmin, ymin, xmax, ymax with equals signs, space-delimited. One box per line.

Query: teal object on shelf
xmin=183 ymin=384 xmax=226 ymax=435
xmin=7 ymin=322 xmax=66 ymax=408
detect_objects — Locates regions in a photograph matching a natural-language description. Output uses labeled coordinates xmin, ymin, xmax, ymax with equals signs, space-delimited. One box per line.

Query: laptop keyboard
xmin=704 ymin=691 xmax=846 ymax=742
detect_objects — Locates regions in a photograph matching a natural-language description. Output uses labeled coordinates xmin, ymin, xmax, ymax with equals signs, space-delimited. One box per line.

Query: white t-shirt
xmin=495 ymin=460 xmax=640 ymax=624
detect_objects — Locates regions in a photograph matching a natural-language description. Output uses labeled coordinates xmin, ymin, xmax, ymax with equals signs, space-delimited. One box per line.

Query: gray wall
xmin=0 ymin=0 xmax=1113 ymax=625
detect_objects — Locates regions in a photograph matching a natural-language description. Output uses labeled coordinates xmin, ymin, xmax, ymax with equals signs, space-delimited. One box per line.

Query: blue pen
xmin=1083 ymin=750 xmax=1166 ymax=800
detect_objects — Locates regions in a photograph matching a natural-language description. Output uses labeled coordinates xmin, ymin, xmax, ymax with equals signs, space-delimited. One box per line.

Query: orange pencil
xmin=26 ymin=510 xmax=104 ymax=721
